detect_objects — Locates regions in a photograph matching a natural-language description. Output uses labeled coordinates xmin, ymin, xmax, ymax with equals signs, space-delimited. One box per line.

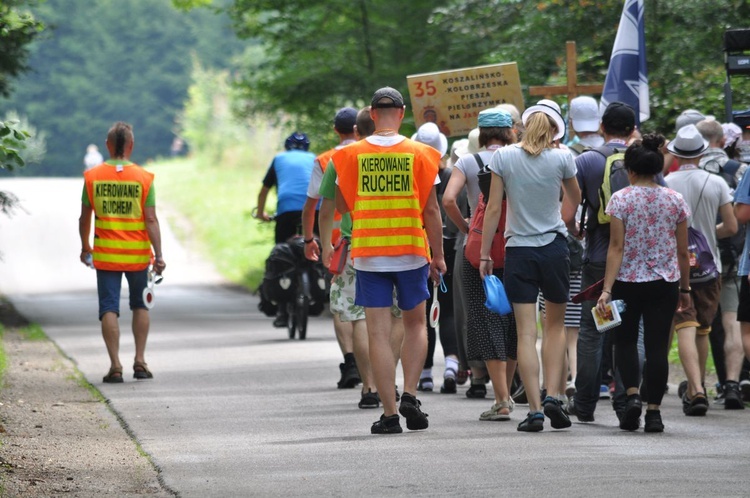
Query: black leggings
xmin=424 ymin=240 xmax=459 ymax=369
xmin=611 ymin=279 xmax=678 ymax=406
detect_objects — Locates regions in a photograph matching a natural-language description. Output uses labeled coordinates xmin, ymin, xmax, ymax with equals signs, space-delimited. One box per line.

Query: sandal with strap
xmin=517 ymin=411 xmax=545 ymax=432
xmin=133 ymin=361 xmax=154 ymax=380
xmin=479 ymin=400 xmax=513 ymax=421
xmin=103 ymin=366 xmax=124 ymax=384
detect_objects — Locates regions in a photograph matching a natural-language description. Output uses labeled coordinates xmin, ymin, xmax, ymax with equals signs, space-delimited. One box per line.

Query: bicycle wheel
xmin=296 ymin=293 xmax=309 ymax=340
xmin=287 ymin=301 xmax=296 ymax=339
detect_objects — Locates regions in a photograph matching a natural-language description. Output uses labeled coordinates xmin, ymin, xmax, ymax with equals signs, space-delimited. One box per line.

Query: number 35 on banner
xmin=413 ymin=80 xmax=437 ymax=97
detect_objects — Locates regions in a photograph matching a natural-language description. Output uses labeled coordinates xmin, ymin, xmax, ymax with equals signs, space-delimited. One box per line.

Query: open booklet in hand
xmin=592 ymin=301 xmax=622 ymax=332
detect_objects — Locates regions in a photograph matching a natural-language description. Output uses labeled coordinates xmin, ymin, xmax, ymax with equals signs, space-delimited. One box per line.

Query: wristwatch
xmin=679 ymin=287 xmax=691 ymax=294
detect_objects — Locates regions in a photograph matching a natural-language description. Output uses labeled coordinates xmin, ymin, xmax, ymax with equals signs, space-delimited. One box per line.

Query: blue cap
xmin=478 ymin=108 xmax=513 ymax=129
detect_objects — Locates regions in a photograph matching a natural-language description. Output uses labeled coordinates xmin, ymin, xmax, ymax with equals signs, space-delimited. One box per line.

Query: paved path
xmin=0 ymin=178 xmax=748 ymax=497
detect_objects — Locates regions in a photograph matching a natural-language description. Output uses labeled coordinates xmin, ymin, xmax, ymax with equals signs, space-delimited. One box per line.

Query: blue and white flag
xmin=600 ymin=0 xmax=649 ymax=125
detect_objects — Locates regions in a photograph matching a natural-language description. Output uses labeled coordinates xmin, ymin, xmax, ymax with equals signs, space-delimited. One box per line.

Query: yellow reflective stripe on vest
xmin=95 ymin=219 xmax=147 ymax=231
xmin=353 ymin=198 xmax=420 ymax=212
xmin=95 ymin=239 xmax=152 ymax=250
xmin=93 ymin=253 xmax=151 ymax=264
xmin=352 ymin=235 xmax=426 ymax=249
xmin=352 ymin=217 xmax=422 ymax=230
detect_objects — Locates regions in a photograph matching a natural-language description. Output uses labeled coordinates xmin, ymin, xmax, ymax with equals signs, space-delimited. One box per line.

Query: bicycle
xmin=258 ymin=234 xmax=327 ymax=340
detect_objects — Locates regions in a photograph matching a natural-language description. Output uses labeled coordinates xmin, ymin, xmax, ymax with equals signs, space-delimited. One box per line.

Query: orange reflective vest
xmin=334 ymin=138 xmax=440 ymax=259
xmin=84 ymin=162 xmax=154 ymax=271
xmin=316 ymin=148 xmax=343 ymax=244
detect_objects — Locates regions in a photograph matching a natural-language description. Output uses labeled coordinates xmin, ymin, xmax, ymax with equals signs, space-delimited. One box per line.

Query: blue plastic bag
xmin=483 ymin=274 xmax=512 ymax=315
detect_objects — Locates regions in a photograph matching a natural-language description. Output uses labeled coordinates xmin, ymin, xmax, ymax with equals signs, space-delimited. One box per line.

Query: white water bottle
xmin=84 ymin=253 xmax=95 ymax=269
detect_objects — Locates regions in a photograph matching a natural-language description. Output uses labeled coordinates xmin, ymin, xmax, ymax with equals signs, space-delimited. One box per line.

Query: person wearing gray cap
xmin=332 ymin=87 xmax=446 ymax=434
xmin=665 ymin=124 xmax=737 ymax=417
xmin=676 ymin=109 xmax=708 ymax=132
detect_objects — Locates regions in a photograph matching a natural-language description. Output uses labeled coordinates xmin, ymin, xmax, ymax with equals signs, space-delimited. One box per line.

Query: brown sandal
xmin=133 ymin=361 xmax=154 ymax=380
xmin=103 ymin=367 xmax=124 ymax=384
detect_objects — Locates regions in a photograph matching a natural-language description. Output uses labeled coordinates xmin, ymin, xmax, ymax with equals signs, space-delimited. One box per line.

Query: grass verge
xmin=147 ymin=157 xmax=278 ymax=290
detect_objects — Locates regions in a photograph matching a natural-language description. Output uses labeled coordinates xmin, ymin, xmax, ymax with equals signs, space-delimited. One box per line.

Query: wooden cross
xmin=529 ymin=41 xmax=604 ymax=102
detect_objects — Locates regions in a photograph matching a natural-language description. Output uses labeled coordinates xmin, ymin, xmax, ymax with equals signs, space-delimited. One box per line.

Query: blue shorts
xmin=96 ymin=269 xmax=149 ymax=320
xmin=355 ymin=265 xmax=430 ymax=311
xmin=504 ymin=234 xmax=570 ymax=304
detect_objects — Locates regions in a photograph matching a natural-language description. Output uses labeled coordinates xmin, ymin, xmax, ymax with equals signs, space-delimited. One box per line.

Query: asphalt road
xmin=0 ymin=178 xmax=748 ymax=497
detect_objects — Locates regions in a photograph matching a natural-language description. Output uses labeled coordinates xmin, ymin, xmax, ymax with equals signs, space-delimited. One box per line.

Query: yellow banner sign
xmin=407 ymin=63 xmax=525 ymax=138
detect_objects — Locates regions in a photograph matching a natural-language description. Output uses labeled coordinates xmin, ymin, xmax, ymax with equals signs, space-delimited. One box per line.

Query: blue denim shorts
xmin=96 ymin=269 xmax=149 ymax=320
xmin=355 ymin=265 xmax=430 ymax=311
xmin=504 ymin=234 xmax=570 ymax=304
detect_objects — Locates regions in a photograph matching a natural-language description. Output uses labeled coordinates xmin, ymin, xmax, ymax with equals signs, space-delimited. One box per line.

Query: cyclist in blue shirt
xmin=256 ymin=132 xmax=317 ymax=243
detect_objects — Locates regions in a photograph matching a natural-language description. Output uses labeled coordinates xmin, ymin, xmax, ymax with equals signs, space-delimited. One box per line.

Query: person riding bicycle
xmin=255 ymin=132 xmax=317 ymax=244
xmin=256 ymin=132 xmax=316 ymax=327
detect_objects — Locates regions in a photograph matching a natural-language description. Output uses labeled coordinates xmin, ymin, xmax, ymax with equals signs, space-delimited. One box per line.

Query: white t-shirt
xmin=337 ymin=134 xmax=440 ymax=272
xmin=665 ymin=167 xmax=733 ymax=273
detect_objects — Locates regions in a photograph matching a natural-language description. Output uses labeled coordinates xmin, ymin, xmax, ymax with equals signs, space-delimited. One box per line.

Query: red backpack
xmin=464 ymin=153 xmax=506 ymax=269
xmin=464 ymin=196 xmax=506 ymax=269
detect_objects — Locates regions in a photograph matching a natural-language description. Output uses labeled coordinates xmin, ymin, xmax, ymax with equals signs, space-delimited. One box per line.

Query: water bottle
xmin=84 ymin=253 xmax=94 ymax=269
xmin=612 ymin=299 xmax=626 ymax=313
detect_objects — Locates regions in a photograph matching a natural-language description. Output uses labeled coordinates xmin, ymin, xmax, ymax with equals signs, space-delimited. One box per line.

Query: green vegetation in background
xmin=179 ymin=0 xmax=750 ymax=139
xmin=0 ymin=1 xmax=43 ymax=98
xmin=0 ymin=0 xmax=245 ymax=176
xmin=149 ymin=156 xmax=278 ymax=289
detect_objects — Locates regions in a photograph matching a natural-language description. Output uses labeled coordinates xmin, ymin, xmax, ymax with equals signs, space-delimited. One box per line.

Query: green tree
xmin=0 ymin=0 xmax=244 ymax=176
xmin=225 ymin=0 xmax=460 ymax=141
xmin=0 ymin=1 xmax=43 ymax=215
xmin=0 ymin=1 xmax=44 ymax=97
xmin=189 ymin=0 xmax=750 ymax=139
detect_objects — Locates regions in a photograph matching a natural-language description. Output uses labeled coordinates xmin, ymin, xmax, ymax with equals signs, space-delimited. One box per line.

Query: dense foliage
xmin=3 ymin=0 xmax=750 ymax=176
xmin=0 ymin=1 xmax=43 ymax=213
xmin=0 ymin=1 xmax=43 ymax=98
xmin=0 ymin=0 xmax=245 ymax=176
xmin=188 ymin=0 xmax=750 ymax=140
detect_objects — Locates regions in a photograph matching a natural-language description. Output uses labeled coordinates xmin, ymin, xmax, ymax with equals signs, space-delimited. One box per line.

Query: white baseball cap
xmin=569 ymin=96 xmax=600 ymax=133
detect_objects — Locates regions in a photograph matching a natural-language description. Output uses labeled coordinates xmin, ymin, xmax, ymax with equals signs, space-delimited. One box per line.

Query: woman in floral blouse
xmin=596 ymin=134 xmax=691 ymax=433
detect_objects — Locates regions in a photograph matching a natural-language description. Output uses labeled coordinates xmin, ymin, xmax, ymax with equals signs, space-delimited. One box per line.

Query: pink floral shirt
xmin=606 ymin=186 xmax=690 ymax=283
